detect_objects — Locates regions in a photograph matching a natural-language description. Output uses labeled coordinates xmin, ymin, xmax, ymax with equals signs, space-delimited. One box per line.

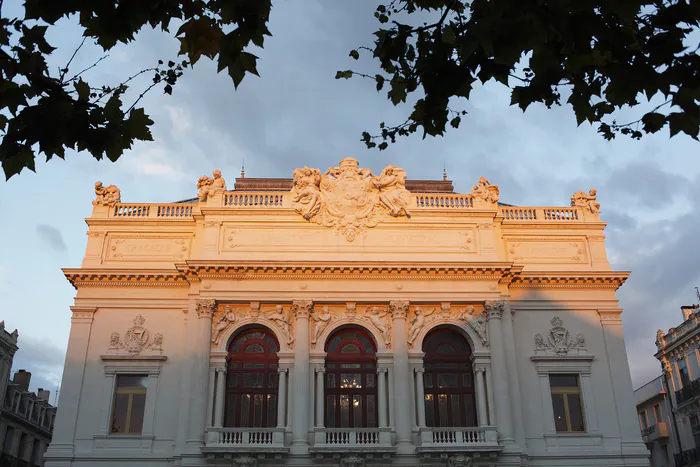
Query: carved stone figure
xmin=249 ymin=302 xmax=261 ymax=321
xmin=93 ymin=181 xmax=121 ymax=206
xmin=267 ymin=305 xmax=294 ymax=345
xmin=152 ymin=333 xmax=163 ymax=351
xmin=197 ymin=170 xmax=227 ymax=202
xmin=372 ymin=164 xmax=411 ymax=217
xmin=212 ymin=305 xmax=237 ymax=344
xmin=109 ymin=315 xmax=162 ymax=356
xmin=534 ymin=316 xmax=587 ymax=356
xmin=408 ymin=306 xmax=435 ymax=345
xmin=470 ymin=176 xmax=499 ymax=204
xmin=232 ymin=455 xmax=257 ymax=467
xmin=311 ymin=305 xmax=332 ymax=344
xmin=656 ymin=329 xmax=666 ymax=349
xmin=346 ymin=302 xmax=357 ymax=321
xmin=459 ymin=306 xmax=488 ymax=346
xmin=571 ymin=188 xmax=600 ymax=214
xmin=447 ymin=454 xmax=473 ymax=467
xmin=291 ymin=166 xmax=322 ymax=220
xmin=108 ymin=332 xmax=120 ymax=349
xmin=289 ymin=158 xmax=411 ymax=241
xmin=367 ymin=306 xmax=391 ymax=346
xmin=340 ymin=455 xmax=365 ymax=467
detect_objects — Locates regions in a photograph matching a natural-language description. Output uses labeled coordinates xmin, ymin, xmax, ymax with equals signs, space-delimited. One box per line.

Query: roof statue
xmin=571 ymin=188 xmax=600 ymax=215
xmin=291 ymin=158 xmax=411 ymax=242
xmin=470 ymin=176 xmax=499 ymax=205
xmin=197 ymin=170 xmax=227 ymax=202
xmin=93 ymin=181 xmax=121 ymax=207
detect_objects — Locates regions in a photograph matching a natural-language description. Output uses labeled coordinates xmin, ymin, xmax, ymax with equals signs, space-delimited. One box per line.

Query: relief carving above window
xmin=108 ymin=315 xmax=163 ymax=356
xmin=534 ymin=317 xmax=587 ymax=357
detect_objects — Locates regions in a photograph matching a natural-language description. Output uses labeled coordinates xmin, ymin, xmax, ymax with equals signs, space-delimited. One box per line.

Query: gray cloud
xmin=10 ymin=334 xmax=66 ymax=403
xmin=36 ymin=224 xmax=68 ymax=252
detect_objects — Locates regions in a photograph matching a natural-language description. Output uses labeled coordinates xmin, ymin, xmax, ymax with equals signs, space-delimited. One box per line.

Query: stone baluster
xmin=291 ymin=300 xmax=312 ymax=455
xmin=390 ymin=300 xmax=415 ymax=455
xmin=485 ymin=300 xmax=514 ymax=445
xmin=277 ymin=368 xmax=288 ymax=429
xmin=415 ymin=368 xmax=426 ymax=428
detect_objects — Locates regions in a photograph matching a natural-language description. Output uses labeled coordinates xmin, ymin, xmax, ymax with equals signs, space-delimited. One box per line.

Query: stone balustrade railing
xmin=212 ymin=427 xmax=284 ymax=446
xmin=500 ymin=206 xmax=584 ymax=221
xmin=324 ymin=428 xmax=382 ymax=445
xmin=418 ymin=426 xmax=498 ymax=448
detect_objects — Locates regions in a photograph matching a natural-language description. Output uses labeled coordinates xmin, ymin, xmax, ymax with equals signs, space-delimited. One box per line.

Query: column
xmin=414 ymin=369 xmax=426 ymax=427
xmin=213 ymin=368 xmax=226 ymax=427
xmin=485 ymin=300 xmax=514 ymax=445
xmin=44 ymin=307 xmax=95 ymax=465
xmin=598 ymin=309 xmax=648 ymax=456
xmin=475 ymin=368 xmax=488 ymax=427
xmin=485 ymin=366 xmax=496 ymax=426
xmin=277 ymin=369 xmax=288 ymax=428
xmin=390 ymin=300 xmax=415 ymax=455
xmin=206 ymin=367 xmax=216 ymax=427
xmin=315 ymin=368 xmax=325 ymax=428
xmin=501 ymin=300 xmax=526 ymax=449
xmin=175 ymin=307 xmax=194 ymax=455
xmin=291 ymin=300 xmax=312 ymax=455
xmin=377 ymin=368 xmax=388 ymax=428
xmin=184 ymin=299 xmax=215 ymax=459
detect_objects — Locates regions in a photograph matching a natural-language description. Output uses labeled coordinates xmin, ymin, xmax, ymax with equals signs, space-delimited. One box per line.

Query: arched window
xmin=224 ymin=327 xmax=279 ymax=427
xmin=325 ymin=327 xmax=378 ymax=428
xmin=422 ymin=327 xmax=477 ymax=427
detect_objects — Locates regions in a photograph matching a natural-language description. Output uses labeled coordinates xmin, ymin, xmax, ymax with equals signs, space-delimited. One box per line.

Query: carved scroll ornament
xmin=108 ymin=315 xmax=163 ymax=356
xmin=534 ymin=317 xmax=587 ymax=357
xmin=290 ymin=158 xmax=411 ymax=242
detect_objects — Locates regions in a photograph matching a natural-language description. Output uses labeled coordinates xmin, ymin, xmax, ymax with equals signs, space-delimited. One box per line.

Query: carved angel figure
xmin=458 ymin=306 xmax=488 ymax=346
xmin=212 ymin=305 xmax=237 ymax=344
xmin=367 ymin=306 xmax=391 ymax=346
xmin=291 ymin=166 xmax=322 ymax=220
xmin=311 ymin=306 xmax=333 ymax=344
xmin=197 ymin=170 xmax=227 ymax=202
xmin=373 ymin=164 xmax=411 ymax=217
xmin=267 ymin=305 xmax=294 ymax=345
xmin=93 ymin=181 xmax=121 ymax=206
xmin=571 ymin=188 xmax=600 ymax=214
xmin=470 ymin=176 xmax=499 ymax=204
xmin=408 ymin=306 xmax=435 ymax=345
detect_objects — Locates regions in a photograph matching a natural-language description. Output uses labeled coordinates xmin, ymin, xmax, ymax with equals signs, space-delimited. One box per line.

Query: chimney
xmin=37 ymin=388 xmax=50 ymax=402
xmin=13 ymin=369 xmax=31 ymax=391
xmin=682 ymin=305 xmax=699 ymax=321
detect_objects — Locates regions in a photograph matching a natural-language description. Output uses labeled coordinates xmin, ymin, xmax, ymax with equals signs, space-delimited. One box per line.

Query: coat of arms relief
xmin=291 ymin=158 xmax=411 ymax=241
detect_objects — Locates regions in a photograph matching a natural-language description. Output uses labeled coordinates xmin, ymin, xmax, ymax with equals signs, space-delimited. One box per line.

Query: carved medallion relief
xmin=534 ymin=317 xmax=587 ymax=357
xmin=107 ymin=315 xmax=163 ymax=356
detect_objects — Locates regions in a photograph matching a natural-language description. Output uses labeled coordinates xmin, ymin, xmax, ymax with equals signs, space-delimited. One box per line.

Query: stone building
xmin=634 ymin=375 xmax=677 ymax=466
xmin=45 ymin=158 xmax=647 ymax=466
xmin=648 ymin=304 xmax=700 ymax=467
xmin=0 ymin=322 xmax=57 ymax=467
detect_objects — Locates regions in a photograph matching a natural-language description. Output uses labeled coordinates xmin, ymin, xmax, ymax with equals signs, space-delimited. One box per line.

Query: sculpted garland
xmin=291 ymin=157 xmax=411 ymax=241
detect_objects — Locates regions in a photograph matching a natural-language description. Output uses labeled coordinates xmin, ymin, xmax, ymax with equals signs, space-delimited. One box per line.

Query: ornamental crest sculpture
xmin=291 ymin=158 xmax=411 ymax=241
xmin=571 ymin=188 xmax=600 ymax=215
xmin=534 ymin=316 xmax=586 ymax=357
xmin=108 ymin=315 xmax=163 ymax=356
xmin=93 ymin=181 xmax=121 ymax=207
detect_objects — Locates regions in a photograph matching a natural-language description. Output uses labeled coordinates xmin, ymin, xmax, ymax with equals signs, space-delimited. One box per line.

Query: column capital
xmin=315 ymin=367 xmax=326 ymax=374
xmin=215 ymin=367 xmax=227 ymax=375
xmin=292 ymin=299 xmax=313 ymax=319
xmin=377 ymin=367 xmax=388 ymax=374
xmin=484 ymin=300 xmax=504 ymax=320
xmin=390 ymin=300 xmax=410 ymax=319
xmin=414 ymin=368 xmax=425 ymax=374
xmin=70 ymin=306 xmax=97 ymax=322
xmin=196 ymin=299 xmax=216 ymax=319
xmin=278 ymin=367 xmax=289 ymax=375
xmin=597 ymin=308 xmax=623 ymax=325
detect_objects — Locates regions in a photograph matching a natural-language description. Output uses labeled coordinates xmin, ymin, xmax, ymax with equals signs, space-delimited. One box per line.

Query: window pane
xmin=424 ymin=373 xmax=433 ymax=389
xmin=253 ymin=394 xmax=264 ymax=427
xmin=129 ymin=394 xmax=146 ymax=433
xmin=327 ymin=396 xmax=336 ymax=427
xmin=243 ymin=363 xmax=266 ymax=369
xmin=116 ymin=375 xmax=147 ymax=388
xmin=567 ymin=394 xmax=585 ymax=432
xmin=327 ymin=373 xmax=336 ymax=389
xmin=438 ymin=395 xmax=449 ymax=427
xmin=366 ymin=374 xmax=375 ymax=388
xmin=353 ymin=396 xmax=363 ymax=428
xmin=551 ymin=394 xmax=568 ymax=432
xmin=549 ymin=374 xmax=578 ymax=388
xmin=436 ymin=363 xmax=457 ymax=369
xmin=437 ymin=374 xmax=458 ymax=388
xmin=340 ymin=395 xmax=350 ymax=428
xmin=340 ymin=363 xmax=361 ymax=369
xmin=464 ymin=393 xmax=476 ymax=427
xmin=267 ymin=395 xmax=277 ymax=427
xmin=340 ymin=374 xmax=362 ymax=389
xmin=268 ymin=373 xmax=279 ymax=388
xmin=367 ymin=395 xmax=376 ymax=427
xmin=242 ymin=374 xmax=264 ymax=388
xmin=425 ymin=394 xmax=435 ymax=427
xmin=111 ymin=393 xmax=129 ymax=433
xmin=341 ymin=343 xmax=361 ymax=354
xmin=225 ymin=394 xmax=238 ymax=426
xmin=436 ymin=344 xmax=456 ymax=354
xmin=450 ymin=395 xmax=461 ymax=427
xmin=240 ymin=394 xmax=250 ymax=426
xmin=245 ymin=343 xmax=265 ymax=353
xmin=228 ymin=373 xmax=238 ymax=388
xmin=462 ymin=373 xmax=473 ymax=388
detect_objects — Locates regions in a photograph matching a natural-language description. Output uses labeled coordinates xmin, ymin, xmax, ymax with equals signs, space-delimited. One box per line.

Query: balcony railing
xmin=675 ymin=447 xmax=700 ymax=467
xmin=204 ymin=427 xmax=285 ymax=450
xmin=641 ymin=422 xmax=668 ymax=443
xmin=676 ymin=378 xmax=700 ymax=405
xmin=418 ymin=426 xmax=499 ymax=451
xmin=324 ymin=428 xmax=383 ymax=446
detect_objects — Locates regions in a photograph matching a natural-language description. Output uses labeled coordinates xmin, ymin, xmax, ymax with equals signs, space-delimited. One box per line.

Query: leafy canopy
xmin=0 ymin=0 xmax=697 ymax=179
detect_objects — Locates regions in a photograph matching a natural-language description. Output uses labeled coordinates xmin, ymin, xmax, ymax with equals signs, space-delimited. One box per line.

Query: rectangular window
xmin=638 ymin=411 xmax=648 ymax=430
xmin=549 ymin=374 xmax=585 ymax=433
xmin=110 ymin=375 xmax=147 ymax=434
xmin=679 ymin=358 xmax=691 ymax=387
xmin=691 ymin=415 xmax=700 ymax=449
xmin=653 ymin=404 xmax=662 ymax=423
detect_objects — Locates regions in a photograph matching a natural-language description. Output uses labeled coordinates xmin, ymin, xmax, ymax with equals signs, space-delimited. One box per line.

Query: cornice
xmin=509 ymin=271 xmax=629 ymax=290
xmin=63 ymin=269 xmax=188 ymax=289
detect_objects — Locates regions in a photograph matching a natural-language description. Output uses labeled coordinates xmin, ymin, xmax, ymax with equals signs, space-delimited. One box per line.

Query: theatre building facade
xmin=45 ymin=158 xmax=648 ymax=467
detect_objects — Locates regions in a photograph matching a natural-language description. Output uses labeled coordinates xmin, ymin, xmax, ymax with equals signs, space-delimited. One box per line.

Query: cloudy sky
xmin=1 ymin=2 xmax=698 ymax=399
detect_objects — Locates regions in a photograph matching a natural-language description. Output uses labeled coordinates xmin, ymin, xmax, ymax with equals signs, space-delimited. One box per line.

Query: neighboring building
xmin=653 ymin=304 xmax=700 ymax=467
xmin=0 ymin=322 xmax=57 ymax=467
xmin=45 ymin=158 xmax=648 ymax=466
xmin=635 ymin=375 xmax=678 ymax=466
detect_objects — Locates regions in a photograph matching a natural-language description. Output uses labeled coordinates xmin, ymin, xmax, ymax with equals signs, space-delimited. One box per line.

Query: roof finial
xmin=695 ymin=286 xmax=700 ymax=303
xmin=241 ymin=159 xmax=245 ymax=178
xmin=443 ymin=163 xmax=447 ymax=181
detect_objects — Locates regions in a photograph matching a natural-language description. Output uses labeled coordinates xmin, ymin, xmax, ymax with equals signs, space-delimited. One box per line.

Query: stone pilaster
xmin=500 ymin=299 xmax=525 ymax=450
xmin=390 ymin=300 xmax=415 ymax=455
xmin=485 ymin=300 xmax=514 ymax=446
xmin=291 ymin=300 xmax=312 ymax=455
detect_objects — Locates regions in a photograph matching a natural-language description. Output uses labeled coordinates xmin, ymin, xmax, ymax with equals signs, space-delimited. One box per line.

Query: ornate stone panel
xmin=107 ymin=315 xmax=163 ymax=356
xmin=103 ymin=235 xmax=191 ymax=262
xmin=505 ymin=237 xmax=589 ymax=264
xmin=534 ymin=317 xmax=587 ymax=357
